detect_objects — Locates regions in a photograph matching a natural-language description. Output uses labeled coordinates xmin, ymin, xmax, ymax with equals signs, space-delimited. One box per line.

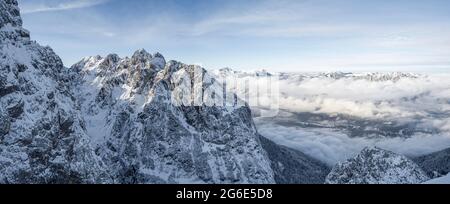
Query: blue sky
xmin=17 ymin=0 xmax=450 ymax=72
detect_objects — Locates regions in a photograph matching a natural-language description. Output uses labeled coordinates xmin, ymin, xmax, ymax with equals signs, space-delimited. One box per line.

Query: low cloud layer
xmin=275 ymin=73 xmax=450 ymax=128
xmin=240 ymin=72 xmax=450 ymax=165
xmin=256 ymin=120 xmax=450 ymax=165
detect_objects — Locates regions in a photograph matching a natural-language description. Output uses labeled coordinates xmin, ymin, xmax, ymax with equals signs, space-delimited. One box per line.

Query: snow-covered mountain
xmin=1 ymin=0 xmax=448 ymax=184
xmin=0 ymin=0 xmax=274 ymax=184
xmin=278 ymin=71 xmax=420 ymax=82
xmin=0 ymin=0 xmax=108 ymax=183
xmin=68 ymin=50 xmax=276 ymax=184
xmin=212 ymin=68 xmax=421 ymax=82
xmin=325 ymin=147 xmax=429 ymax=184
xmin=1 ymin=0 xmax=330 ymax=184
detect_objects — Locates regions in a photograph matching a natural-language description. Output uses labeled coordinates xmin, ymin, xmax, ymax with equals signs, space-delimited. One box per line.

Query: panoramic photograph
xmin=1 ymin=0 xmax=450 ymax=190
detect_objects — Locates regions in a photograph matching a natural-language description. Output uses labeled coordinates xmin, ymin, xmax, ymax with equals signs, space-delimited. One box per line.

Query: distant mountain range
xmin=212 ymin=67 xmax=422 ymax=82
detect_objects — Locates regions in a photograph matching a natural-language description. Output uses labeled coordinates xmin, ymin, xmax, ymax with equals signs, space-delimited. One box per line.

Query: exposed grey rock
xmin=5 ymin=0 xmax=439 ymax=185
xmin=70 ymin=51 xmax=275 ymax=184
xmin=0 ymin=109 xmax=10 ymax=139
xmin=7 ymin=100 xmax=23 ymax=118
xmin=0 ymin=0 xmax=22 ymax=28
xmin=0 ymin=84 xmax=18 ymax=97
xmin=413 ymin=148 xmax=450 ymax=178
xmin=325 ymin=147 xmax=429 ymax=184
xmin=0 ymin=0 xmax=109 ymax=184
xmin=259 ymin=135 xmax=330 ymax=184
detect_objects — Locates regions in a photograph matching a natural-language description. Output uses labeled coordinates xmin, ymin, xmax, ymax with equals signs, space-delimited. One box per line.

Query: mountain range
xmin=1 ymin=0 xmax=449 ymax=184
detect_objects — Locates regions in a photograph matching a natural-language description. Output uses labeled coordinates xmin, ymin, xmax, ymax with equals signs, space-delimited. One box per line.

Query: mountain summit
xmin=326 ymin=147 xmax=429 ymax=184
xmin=1 ymin=0 xmax=277 ymax=183
xmin=1 ymin=0 xmax=108 ymax=183
xmin=0 ymin=0 xmax=22 ymax=28
xmin=69 ymin=52 xmax=275 ymax=183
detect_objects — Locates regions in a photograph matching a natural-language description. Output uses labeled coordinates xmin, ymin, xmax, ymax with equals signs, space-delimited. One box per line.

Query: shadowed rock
xmin=413 ymin=148 xmax=450 ymax=178
xmin=259 ymin=135 xmax=330 ymax=184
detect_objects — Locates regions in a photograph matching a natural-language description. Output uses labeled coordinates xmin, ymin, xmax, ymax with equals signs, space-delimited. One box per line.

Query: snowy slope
xmin=0 ymin=0 xmax=108 ymax=183
xmin=0 ymin=0 xmax=275 ymax=184
xmin=424 ymin=173 xmax=450 ymax=184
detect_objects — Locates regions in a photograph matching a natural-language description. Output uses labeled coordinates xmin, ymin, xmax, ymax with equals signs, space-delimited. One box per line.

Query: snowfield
xmin=424 ymin=174 xmax=450 ymax=184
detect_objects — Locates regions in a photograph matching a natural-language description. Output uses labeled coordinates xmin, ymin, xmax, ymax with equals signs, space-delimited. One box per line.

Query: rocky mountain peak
xmin=68 ymin=49 xmax=275 ymax=183
xmin=98 ymin=54 xmax=121 ymax=69
xmin=325 ymin=147 xmax=429 ymax=184
xmin=0 ymin=0 xmax=22 ymax=28
xmin=5 ymin=0 xmax=440 ymax=185
xmin=1 ymin=0 xmax=108 ymax=183
xmin=1 ymin=0 xmax=275 ymax=181
xmin=127 ymin=49 xmax=166 ymax=71
xmin=0 ymin=0 xmax=30 ymax=42
xmin=131 ymin=48 xmax=152 ymax=65
xmin=154 ymin=52 xmax=164 ymax=58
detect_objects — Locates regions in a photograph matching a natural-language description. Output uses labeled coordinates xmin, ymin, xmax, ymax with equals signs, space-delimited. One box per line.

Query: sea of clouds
xmin=213 ymin=71 xmax=450 ymax=165
xmin=256 ymin=120 xmax=450 ymax=165
xmin=276 ymin=73 xmax=450 ymax=120
xmin=263 ymin=73 xmax=450 ymax=165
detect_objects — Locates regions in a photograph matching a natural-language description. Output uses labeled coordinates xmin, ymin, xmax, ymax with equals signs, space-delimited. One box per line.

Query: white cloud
xmin=257 ymin=121 xmax=450 ymax=165
xmin=20 ymin=0 xmax=110 ymax=14
xmin=219 ymin=72 xmax=450 ymax=165
xmin=275 ymin=74 xmax=450 ymax=118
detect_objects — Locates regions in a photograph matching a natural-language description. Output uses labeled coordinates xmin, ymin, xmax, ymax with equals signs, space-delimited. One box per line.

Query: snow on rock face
xmin=0 ymin=0 xmax=109 ymax=184
xmin=325 ymin=147 xmax=429 ymax=184
xmin=1 ymin=0 xmax=274 ymax=184
xmin=0 ymin=0 xmax=22 ymax=28
xmin=70 ymin=51 xmax=275 ymax=184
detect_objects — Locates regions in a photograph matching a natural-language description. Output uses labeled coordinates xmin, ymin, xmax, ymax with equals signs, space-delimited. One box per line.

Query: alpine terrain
xmin=1 ymin=0 xmax=449 ymax=184
xmin=0 ymin=0 xmax=329 ymax=184
xmin=325 ymin=147 xmax=430 ymax=184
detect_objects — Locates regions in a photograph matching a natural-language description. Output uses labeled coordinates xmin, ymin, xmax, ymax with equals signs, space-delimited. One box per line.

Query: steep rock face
xmin=0 ymin=0 xmax=276 ymax=184
xmin=325 ymin=147 xmax=429 ymax=184
xmin=0 ymin=0 xmax=22 ymax=28
xmin=70 ymin=50 xmax=275 ymax=184
xmin=0 ymin=0 xmax=107 ymax=183
xmin=0 ymin=0 xmax=108 ymax=183
xmin=424 ymin=173 xmax=450 ymax=184
xmin=413 ymin=148 xmax=450 ymax=179
xmin=259 ymin=136 xmax=330 ymax=184
xmin=6 ymin=0 xmax=423 ymax=185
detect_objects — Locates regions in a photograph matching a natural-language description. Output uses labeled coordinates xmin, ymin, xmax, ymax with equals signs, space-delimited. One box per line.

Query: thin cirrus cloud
xmin=20 ymin=0 xmax=110 ymax=14
xmin=16 ymin=0 xmax=450 ymax=72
